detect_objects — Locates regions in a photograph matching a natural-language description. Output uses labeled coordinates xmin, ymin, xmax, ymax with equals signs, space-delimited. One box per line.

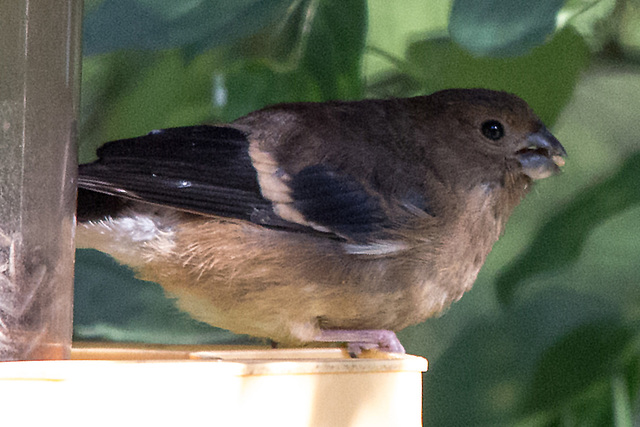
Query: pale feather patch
xmin=76 ymin=206 xmax=178 ymax=268
xmin=342 ymin=240 xmax=408 ymax=256
xmin=401 ymin=201 xmax=433 ymax=219
xmin=248 ymin=144 xmax=292 ymax=202
xmin=248 ymin=143 xmax=320 ymax=229
xmin=273 ymin=204 xmax=308 ymax=226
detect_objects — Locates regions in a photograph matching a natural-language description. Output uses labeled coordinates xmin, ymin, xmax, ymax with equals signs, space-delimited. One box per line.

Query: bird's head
xmin=423 ymin=89 xmax=567 ymax=182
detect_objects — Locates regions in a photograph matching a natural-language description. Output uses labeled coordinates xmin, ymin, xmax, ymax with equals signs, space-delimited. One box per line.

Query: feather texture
xmin=76 ymin=89 xmax=566 ymax=352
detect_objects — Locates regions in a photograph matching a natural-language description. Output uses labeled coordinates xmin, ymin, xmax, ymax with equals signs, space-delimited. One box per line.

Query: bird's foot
xmin=314 ymin=329 xmax=405 ymax=357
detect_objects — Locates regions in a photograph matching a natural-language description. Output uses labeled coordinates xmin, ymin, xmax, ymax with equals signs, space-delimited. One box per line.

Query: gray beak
xmin=517 ymin=126 xmax=567 ymax=180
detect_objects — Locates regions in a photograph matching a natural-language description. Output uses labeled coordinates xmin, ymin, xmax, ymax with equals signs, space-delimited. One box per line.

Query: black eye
xmin=481 ymin=120 xmax=505 ymax=141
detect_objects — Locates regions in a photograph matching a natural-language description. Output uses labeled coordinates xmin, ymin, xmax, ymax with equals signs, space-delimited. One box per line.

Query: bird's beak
xmin=517 ymin=126 xmax=567 ymax=180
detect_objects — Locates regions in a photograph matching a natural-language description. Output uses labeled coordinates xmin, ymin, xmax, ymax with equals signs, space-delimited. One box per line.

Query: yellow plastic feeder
xmin=0 ymin=2 xmax=428 ymax=426
xmin=0 ymin=343 xmax=428 ymax=426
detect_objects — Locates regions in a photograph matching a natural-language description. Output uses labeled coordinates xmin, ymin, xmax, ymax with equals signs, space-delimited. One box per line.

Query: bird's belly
xmin=134 ymin=233 xmax=471 ymax=344
xmin=146 ymin=268 xmax=439 ymax=345
xmin=78 ymin=207 xmax=498 ymax=345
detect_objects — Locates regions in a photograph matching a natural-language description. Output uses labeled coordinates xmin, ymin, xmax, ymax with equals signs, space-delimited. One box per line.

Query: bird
xmin=75 ymin=88 xmax=567 ymax=354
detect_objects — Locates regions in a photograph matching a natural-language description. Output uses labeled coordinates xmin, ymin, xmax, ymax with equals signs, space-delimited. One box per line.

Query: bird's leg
xmin=314 ymin=329 xmax=406 ymax=356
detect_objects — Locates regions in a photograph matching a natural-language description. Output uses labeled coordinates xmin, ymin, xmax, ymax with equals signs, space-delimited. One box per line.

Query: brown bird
xmin=76 ymin=89 xmax=566 ymax=353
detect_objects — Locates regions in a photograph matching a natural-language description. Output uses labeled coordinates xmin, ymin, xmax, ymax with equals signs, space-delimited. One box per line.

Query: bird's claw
xmin=315 ymin=329 xmax=406 ymax=357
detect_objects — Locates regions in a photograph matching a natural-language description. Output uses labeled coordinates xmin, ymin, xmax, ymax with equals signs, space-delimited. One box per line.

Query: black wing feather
xmin=291 ymin=164 xmax=391 ymax=242
xmin=78 ymin=126 xmax=287 ymax=227
xmin=79 ymin=126 xmax=397 ymax=242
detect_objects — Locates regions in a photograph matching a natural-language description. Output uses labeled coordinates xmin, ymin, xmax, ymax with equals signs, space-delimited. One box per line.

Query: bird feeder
xmin=0 ymin=2 xmax=428 ymax=426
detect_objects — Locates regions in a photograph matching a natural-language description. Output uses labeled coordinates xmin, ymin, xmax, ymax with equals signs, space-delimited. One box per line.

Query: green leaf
xmin=215 ymin=0 xmax=367 ymax=119
xmin=421 ymin=289 xmax=620 ymax=425
xmin=496 ymin=151 xmax=640 ymax=306
xmin=449 ymin=0 xmax=565 ymax=57
xmin=299 ymin=0 xmax=367 ymax=100
xmin=370 ymin=28 xmax=590 ymax=124
xmin=83 ymin=0 xmax=291 ymax=55
xmin=215 ymin=61 xmax=322 ymax=121
xmin=619 ymin=0 xmax=640 ymax=60
xmin=80 ymin=0 xmax=368 ymax=161
xmin=612 ymin=374 xmax=633 ymax=427
xmin=525 ymin=319 xmax=632 ymax=415
xmin=558 ymin=0 xmax=617 ymax=51
xmin=80 ymin=50 xmax=218 ymax=161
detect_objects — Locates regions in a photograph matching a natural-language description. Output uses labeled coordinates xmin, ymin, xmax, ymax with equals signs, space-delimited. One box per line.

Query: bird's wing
xmin=283 ymin=164 xmax=392 ymax=242
xmin=78 ymin=126 xmax=395 ymax=242
xmin=78 ymin=126 xmax=289 ymax=226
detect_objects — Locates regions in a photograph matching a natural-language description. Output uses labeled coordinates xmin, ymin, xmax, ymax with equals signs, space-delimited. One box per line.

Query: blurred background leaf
xmin=449 ymin=0 xmax=565 ymax=57
xmin=83 ymin=0 xmax=292 ymax=55
xmin=367 ymin=27 xmax=589 ymax=124
xmin=497 ymin=151 xmax=640 ymax=305
xmin=79 ymin=0 xmax=366 ymax=159
xmin=525 ymin=319 xmax=632 ymax=419
xmin=76 ymin=0 xmax=640 ymax=424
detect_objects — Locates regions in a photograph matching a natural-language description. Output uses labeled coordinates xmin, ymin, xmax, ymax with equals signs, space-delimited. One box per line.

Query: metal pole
xmin=0 ymin=0 xmax=82 ymax=360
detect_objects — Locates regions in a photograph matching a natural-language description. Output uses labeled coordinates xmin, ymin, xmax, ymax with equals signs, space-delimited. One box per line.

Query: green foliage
xmin=526 ymin=318 xmax=632 ymax=414
xmin=449 ymin=0 xmax=565 ymax=56
xmin=368 ymin=27 xmax=590 ymax=124
xmin=83 ymin=0 xmax=292 ymax=55
xmin=76 ymin=0 xmax=640 ymax=424
xmin=497 ymin=151 xmax=640 ymax=305
xmin=420 ymin=289 xmax=630 ymax=425
xmin=79 ymin=0 xmax=366 ymax=160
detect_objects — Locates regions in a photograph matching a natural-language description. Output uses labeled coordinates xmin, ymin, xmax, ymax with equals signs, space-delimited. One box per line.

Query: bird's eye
xmin=481 ymin=120 xmax=505 ymax=141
